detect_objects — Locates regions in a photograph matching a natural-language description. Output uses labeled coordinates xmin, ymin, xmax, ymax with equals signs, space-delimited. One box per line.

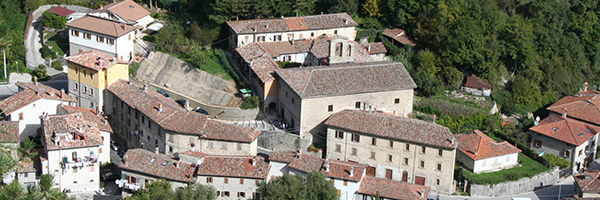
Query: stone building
xmin=460 ymin=75 xmax=492 ymax=96
xmin=276 ymin=61 xmax=416 ymax=143
xmin=355 ymin=176 xmax=430 ymax=200
xmin=88 ymin=0 xmax=154 ymax=28
xmin=104 ymin=78 xmax=260 ymax=156
xmin=324 ymin=109 xmax=457 ymax=194
xmin=455 ymin=130 xmax=521 ymax=173
xmin=546 ymin=84 xmax=600 ymax=127
xmin=574 ymin=171 xmax=600 ymax=198
xmin=58 ymin=105 xmax=113 ymax=164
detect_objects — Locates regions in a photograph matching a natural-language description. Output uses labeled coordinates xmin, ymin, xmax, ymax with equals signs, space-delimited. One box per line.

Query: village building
xmin=529 ymin=113 xmax=600 ymax=174
xmin=104 ymin=79 xmax=260 ymax=156
xmin=356 ymin=176 xmax=430 ymax=200
xmin=88 ymin=0 xmax=154 ymax=28
xmin=269 ymin=150 xmax=367 ymax=200
xmin=40 ymin=113 xmax=105 ymax=192
xmin=58 ymin=105 xmax=112 ymax=164
xmin=381 ymin=28 xmax=417 ymax=47
xmin=324 ymin=109 xmax=457 ymax=194
xmin=67 ymin=15 xmax=138 ymax=61
xmin=47 ymin=6 xmax=75 ymax=19
xmin=0 ymin=121 xmax=37 ymax=187
xmin=547 ymin=84 xmax=600 ymax=127
xmin=574 ymin=171 xmax=600 ymax=198
xmin=66 ymin=50 xmax=129 ymax=111
xmin=461 ymin=75 xmax=492 ymax=96
xmin=227 ymin=13 xmax=358 ymax=50
xmin=454 ymin=129 xmax=521 ymax=173
xmin=0 ymin=81 xmax=76 ymax=141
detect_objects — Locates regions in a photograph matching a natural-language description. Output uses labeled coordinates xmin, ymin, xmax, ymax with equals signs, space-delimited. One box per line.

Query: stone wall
xmin=470 ymin=166 xmax=560 ymax=197
xmin=257 ymin=131 xmax=314 ymax=156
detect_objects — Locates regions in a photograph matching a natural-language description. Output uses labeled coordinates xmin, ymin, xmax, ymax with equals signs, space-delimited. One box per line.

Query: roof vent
xmin=162 ymin=161 xmax=168 ymax=166
xmin=158 ymin=103 xmax=163 ymax=113
xmin=150 ymin=158 xmax=155 ymax=163
xmin=579 ymin=133 xmax=584 ymax=137
xmin=553 ymin=127 xmax=558 ymax=131
xmin=325 ymin=162 xmax=330 ymax=172
xmin=96 ymin=57 xmax=101 ymax=61
xmin=586 ymin=129 xmax=591 ymax=133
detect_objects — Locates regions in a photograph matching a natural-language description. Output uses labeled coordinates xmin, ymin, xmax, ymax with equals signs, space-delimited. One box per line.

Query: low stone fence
xmin=470 ymin=166 xmax=560 ymax=197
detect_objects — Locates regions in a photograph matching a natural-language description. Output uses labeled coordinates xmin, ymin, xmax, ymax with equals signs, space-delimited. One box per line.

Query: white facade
xmin=456 ymin=152 xmax=520 ymax=173
xmin=197 ymin=175 xmax=262 ymax=200
xmin=233 ymin=27 xmax=356 ymax=49
xmin=99 ymin=130 xmax=111 ymax=164
xmin=69 ymin=27 xmax=135 ymax=61
xmin=7 ymin=99 xmax=73 ymax=141
xmin=43 ymin=147 xmax=100 ymax=192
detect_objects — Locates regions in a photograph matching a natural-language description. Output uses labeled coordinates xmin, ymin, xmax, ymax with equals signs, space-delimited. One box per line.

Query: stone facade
xmin=230 ymin=26 xmax=356 ymax=50
xmin=166 ymin=132 xmax=257 ymax=156
xmin=325 ymin=127 xmax=456 ymax=194
xmin=529 ymin=131 xmax=598 ymax=173
xmin=196 ymin=175 xmax=261 ymax=200
xmin=120 ymin=169 xmax=188 ymax=192
xmin=470 ymin=167 xmax=559 ymax=197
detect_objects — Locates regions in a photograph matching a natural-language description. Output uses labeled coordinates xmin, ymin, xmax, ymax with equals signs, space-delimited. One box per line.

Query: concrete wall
xmin=332 ymin=176 xmax=361 ymax=200
xmin=473 ymin=153 xmax=519 ymax=173
xmin=470 ymin=167 xmax=560 ymax=197
xmin=257 ymin=130 xmax=311 ymax=152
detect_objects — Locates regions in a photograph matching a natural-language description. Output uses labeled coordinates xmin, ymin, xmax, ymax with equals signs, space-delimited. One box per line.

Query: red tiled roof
xmin=65 ymin=50 xmax=126 ymax=71
xmin=107 ymin=79 xmax=259 ymax=142
xmin=42 ymin=113 xmax=104 ymax=150
xmin=455 ymin=130 xmax=521 ymax=160
xmin=67 ymin=15 xmax=138 ymax=37
xmin=360 ymin=42 xmax=387 ymax=54
xmin=61 ymin=105 xmax=113 ymax=133
xmin=227 ymin=13 xmax=357 ymax=34
xmin=0 ymin=82 xmax=75 ymax=115
xmin=357 ymin=176 xmax=430 ymax=200
xmin=574 ymin=171 xmax=600 ymax=192
xmin=119 ymin=149 xmax=194 ymax=183
xmin=47 ymin=6 xmax=75 ymax=17
xmin=529 ymin=114 xmax=600 ymax=146
xmin=464 ymin=75 xmax=492 ymax=89
xmin=382 ymin=28 xmax=416 ymax=46
xmin=17 ymin=159 xmax=36 ymax=172
xmin=270 ymin=151 xmax=367 ymax=181
xmin=97 ymin=0 xmax=151 ymax=21
xmin=547 ymin=95 xmax=600 ymax=126
xmin=181 ymin=151 xmax=269 ymax=179
xmin=325 ymin=110 xmax=456 ymax=148
xmin=276 ymin=61 xmax=416 ymax=98
xmin=0 ymin=121 xmax=19 ymax=142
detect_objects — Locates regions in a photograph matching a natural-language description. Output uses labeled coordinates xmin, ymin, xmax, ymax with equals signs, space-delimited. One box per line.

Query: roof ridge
xmin=547 ymin=96 xmax=591 ymax=109
xmin=300 ymin=70 xmax=315 ymax=97
xmin=563 ymin=116 xmax=579 ymax=145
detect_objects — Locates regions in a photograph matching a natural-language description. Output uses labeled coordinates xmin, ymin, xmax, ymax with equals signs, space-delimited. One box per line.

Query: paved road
xmin=25 ymin=21 xmax=45 ymax=70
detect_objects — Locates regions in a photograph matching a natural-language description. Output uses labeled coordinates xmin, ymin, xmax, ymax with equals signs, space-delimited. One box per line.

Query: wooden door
xmin=366 ymin=166 xmax=376 ymax=177
xmin=415 ymin=176 xmax=425 ymax=185
xmin=385 ymin=169 xmax=392 ymax=180
xmin=402 ymin=171 xmax=408 ymax=182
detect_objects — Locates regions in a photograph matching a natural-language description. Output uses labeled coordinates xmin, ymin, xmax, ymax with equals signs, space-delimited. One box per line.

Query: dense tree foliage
xmin=128 ymin=179 xmax=216 ymax=200
xmin=256 ymin=171 xmax=338 ymax=200
xmin=42 ymin=10 xmax=67 ymax=29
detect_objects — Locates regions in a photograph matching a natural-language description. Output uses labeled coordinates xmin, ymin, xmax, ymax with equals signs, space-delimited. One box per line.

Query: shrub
xmin=279 ymin=61 xmax=302 ymax=69
xmin=143 ymin=34 xmax=155 ymax=42
xmin=40 ymin=45 xmax=55 ymax=59
xmin=241 ymin=96 xmax=259 ymax=109
xmin=129 ymin=62 xmax=141 ymax=76
xmin=42 ymin=10 xmax=67 ymax=29
xmin=32 ymin=65 xmax=50 ymax=82
xmin=543 ymin=154 xmax=569 ymax=169
xmin=51 ymin=60 xmax=63 ymax=71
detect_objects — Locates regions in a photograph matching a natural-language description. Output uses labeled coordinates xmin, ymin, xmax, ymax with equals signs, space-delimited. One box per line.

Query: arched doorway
xmin=268 ymin=102 xmax=277 ymax=116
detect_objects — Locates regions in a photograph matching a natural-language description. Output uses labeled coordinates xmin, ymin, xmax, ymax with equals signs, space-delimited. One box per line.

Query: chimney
xmin=60 ymin=88 xmax=66 ymax=98
xmin=584 ymin=82 xmax=589 ymax=92
xmin=251 ymin=157 xmax=256 ymax=166
xmin=368 ymin=44 xmax=371 ymax=52
xmin=474 ymin=147 xmax=478 ymax=155
xmin=296 ymin=12 xmax=298 ymax=17
xmin=184 ymin=99 xmax=189 ymax=111
xmin=196 ymin=157 xmax=205 ymax=166
xmin=562 ymin=108 xmax=568 ymax=118
xmin=100 ymin=5 xmax=103 ymax=10
xmin=421 ymin=189 xmax=425 ymax=197
xmin=265 ymin=24 xmax=268 ymax=29
xmin=349 ymin=166 xmax=354 ymax=177
xmin=325 ymin=162 xmax=330 ymax=172
xmin=121 ymin=23 xmax=126 ymax=30
xmin=344 ymin=18 xmax=348 ymax=25
xmin=321 ymin=12 xmax=323 ymax=15
xmin=155 ymin=146 xmax=159 ymax=154
xmin=158 ymin=103 xmax=163 ymax=113
xmin=143 ymin=84 xmax=148 ymax=91
xmin=174 ymin=161 xmax=179 ymax=168
xmin=281 ymin=15 xmax=284 ymax=18
xmin=34 ymin=77 xmax=38 ymax=85
xmin=433 ymin=115 xmax=437 ymax=123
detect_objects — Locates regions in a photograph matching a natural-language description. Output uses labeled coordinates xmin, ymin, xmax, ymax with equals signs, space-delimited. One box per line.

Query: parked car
xmin=156 ymin=90 xmax=172 ymax=100
xmin=110 ymin=140 xmax=118 ymax=151
xmin=192 ymin=107 xmax=209 ymax=115
xmin=175 ymin=99 xmax=186 ymax=108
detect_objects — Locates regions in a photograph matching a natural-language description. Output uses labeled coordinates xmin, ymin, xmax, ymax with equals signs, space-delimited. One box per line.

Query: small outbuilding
xmin=461 ymin=75 xmax=492 ymax=96
xmin=574 ymin=171 xmax=600 ymax=198
xmin=47 ymin=6 xmax=75 ymax=17
xmin=455 ymin=130 xmax=521 ymax=173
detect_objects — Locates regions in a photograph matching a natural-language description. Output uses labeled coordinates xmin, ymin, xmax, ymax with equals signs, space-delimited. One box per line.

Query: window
xmin=335 ymin=131 xmax=344 ymax=139
xmin=73 ymin=181 xmax=77 ymax=184
xmin=337 ymin=189 xmax=341 ymax=196
xmin=421 ymin=146 xmax=426 ymax=154
xmin=403 ymin=157 xmax=409 ymax=165
xmin=311 ymin=32 xmax=315 ymax=37
xmin=18 ymin=113 xmax=23 ymax=120
xmin=129 ymin=34 xmax=131 ymax=40
xmin=436 ymin=179 xmax=440 ymax=185
xmin=107 ymin=38 xmax=114 ymax=45
xmin=291 ymin=98 xmax=294 ymax=104
xmin=579 ymin=149 xmax=583 ymax=156
xmin=405 ymin=144 xmax=410 ymax=151
xmin=389 ymin=141 xmax=393 ymax=148
xmin=274 ymin=35 xmax=282 ymax=41
xmin=90 ymin=165 xmax=94 ymax=172
xmin=562 ymin=150 xmax=570 ymax=158
xmin=370 ymin=152 xmax=376 ymax=159
xmin=224 ymin=178 xmax=228 ymax=184
xmin=335 ymin=144 xmax=341 ymax=152
xmin=169 ymin=135 xmax=174 ymax=142
xmin=83 ymin=86 xmax=87 ymax=94
xmin=506 ymin=155 xmax=511 ymax=162
xmin=240 ymin=179 xmax=244 ymax=184
xmin=24 ymin=172 xmax=28 ymax=177
xmin=72 ymin=152 xmax=77 ymax=161
xmin=74 ymin=83 xmax=78 ymax=90
xmin=334 ymin=30 xmax=338 ymax=34
xmin=351 ymin=148 xmax=357 ymax=155
xmin=372 ymin=138 xmax=376 ymax=145
xmin=99 ymin=148 xmax=102 ymax=153
xmin=437 ymin=163 xmax=442 ymax=171
xmin=438 ymin=149 xmax=443 ymax=157
xmin=419 ymin=160 xmax=425 ymax=168
xmin=90 ymin=89 xmax=94 ymax=96
xmin=355 ymin=101 xmax=361 ymax=109
xmin=534 ymin=140 xmax=542 ymax=147
xmin=343 ymin=180 xmax=348 ymax=186
xmin=387 ymin=155 xmax=393 ymax=162
xmin=216 ymin=191 xmax=220 ymax=197
xmin=351 ymin=134 xmax=360 ymax=142
xmin=238 ymin=192 xmax=246 ymax=197
xmin=96 ymin=36 xmax=104 ymax=42
xmin=73 ymin=167 xmax=77 ymax=173
xmin=237 ymin=143 xmax=242 ymax=150
xmin=84 ymin=33 xmax=91 ymax=39
xmin=328 ymin=105 xmax=333 ymax=112
xmin=71 ymin=30 xmax=79 ymax=36
xmin=221 ymin=143 xmax=228 ymax=150
xmin=395 ymin=98 xmax=400 ymax=104
xmin=257 ymin=36 xmax=265 ymax=42
xmin=223 ymin=191 xmax=230 ymax=197
xmin=256 ymin=180 xmax=260 ymax=186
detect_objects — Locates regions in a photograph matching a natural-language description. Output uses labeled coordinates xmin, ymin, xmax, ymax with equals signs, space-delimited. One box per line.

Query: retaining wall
xmin=258 ymin=131 xmax=315 ymax=156
xmin=470 ymin=166 xmax=560 ymax=197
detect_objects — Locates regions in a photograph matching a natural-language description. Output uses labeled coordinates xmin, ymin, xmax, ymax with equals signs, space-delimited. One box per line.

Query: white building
xmin=0 ymin=82 xmax=77 ymax=141
xmin=88 ymin=0 xmax=154 ymax=28
xmin=119 ymin=148 xmax=194 ymax=192
xmin=269 ymin=151 xmax=366 ymax=200
xmin=40 ymin=113 xmax=105 ymax=192
xmin=67 ymin=15 xmax=138 ymax=62
xmin=455 ymin=130 xmax=521 ymax=173
xmin=58 ymin=105 xmax=113 ymax=164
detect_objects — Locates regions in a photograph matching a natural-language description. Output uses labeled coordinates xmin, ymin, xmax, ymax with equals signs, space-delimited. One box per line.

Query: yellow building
xmin=66 ymin=50 xmax=129 ymax=112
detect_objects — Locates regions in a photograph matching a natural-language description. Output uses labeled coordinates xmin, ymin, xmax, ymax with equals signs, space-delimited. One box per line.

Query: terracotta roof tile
xmin=107 ymin=79 xmax=259 ymax=142
xmin=575 ymin=171 xmax=600 ymax=192
xmin=47 ymin=6 xmax=75 ymax=17
xmin=529 ymin=114 xmax=600 ymax=146
xmin=0 ymin=82 xmax=75 ymax=115
xmin=464 ymin=75 xmax=492 ymax=89
xmin=181 ymin=151 xmax=269 ymax=179
xmin=325 ymin=110 xmax=456 ymax=149
xmin=382 ymin=28 xmax=416 ymax=46
xmin=455 ymin=130 xmax=521 ymax=160
xmin=65 ymin=50 xmax=126 ymax=71
xmin=97 ymin=0 xmax=150 ymax=21
xmin=227 ymin=13 xmax=357 ymax=34
xmin=67 ymin=15 xmax=138 ymax=37
xmin=276 ymin=61 xmax=416 ymax=98
xmin=119 ymin=149 xmax=194 ymax=182
xmin=270 ymin=151 xmax=366 ymax=181
xmin=360 ymin=42 xmax=387 ymax=54
xmin=357 ymin=176 xmax=430 ymax=200
xmin=42 ymin=113 xmax=104 ymax=150
xmin=61 ymin=105 xmax=113 ymax=133
xmin=547 ymin=95 xmax=600 ymax=126
xmin=17 ymin=159 xmax=36 ymax=172
xmin=0 ymin=121 xmax=19 ymax=142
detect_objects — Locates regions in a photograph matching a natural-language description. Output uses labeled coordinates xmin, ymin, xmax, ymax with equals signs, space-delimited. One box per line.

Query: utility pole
xmin=3 ymin=49 xmax=5 ymax=80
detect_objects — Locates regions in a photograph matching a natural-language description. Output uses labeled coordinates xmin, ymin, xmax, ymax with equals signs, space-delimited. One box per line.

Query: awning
xmin=146 ymin=23 xmax=164 ymax=32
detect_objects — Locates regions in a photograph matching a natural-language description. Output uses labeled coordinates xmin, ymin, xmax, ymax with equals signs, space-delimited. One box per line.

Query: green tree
xmin=510 ymin=75 xmax=541 ymax=108
xmin=292 ymin=0 xmax=315 ymax=16
xmin=362 ymin=0 xmax=380 ymax=17
xmin=328 ymin=0 xmax=359 ymax=15
xmin=130 ymin=179 xmax=175 ymax=200
xmin=256 ymin=171 xmax=337 ymax=200
xmin=415 ymin=49 xmax=440 ymax=79
xmin=174 ymin=182 xmax=217 ymax=200
xmin=23 ymin=0 xmax=43 ymax=13
xmin=42 ymin=10 xmax=67 ymax=29
xmin=305 ymin=171 xmax=338 ymax=200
